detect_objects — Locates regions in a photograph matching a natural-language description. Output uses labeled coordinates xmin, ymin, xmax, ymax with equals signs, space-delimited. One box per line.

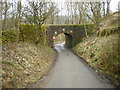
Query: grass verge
xmin=2 ymin=42 xmax=55 ymax=88
xmin=73 ymin=33 xmax=119 ymax=86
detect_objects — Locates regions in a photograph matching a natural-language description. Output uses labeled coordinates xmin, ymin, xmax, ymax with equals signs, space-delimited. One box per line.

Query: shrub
xmin=19 ymin=24 xmax=37 ymax=42
xmin=2 ymin=30 xmax=16 ymax=44
xmin=2 ymin=24 xmax=49 ymax=45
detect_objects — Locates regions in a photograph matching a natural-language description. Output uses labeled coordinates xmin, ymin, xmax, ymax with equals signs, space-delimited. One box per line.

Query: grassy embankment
xmin=2 ymin=25 xmax=56 ymax=88
xmin=73 ymin=12 xmax=120 ymax=86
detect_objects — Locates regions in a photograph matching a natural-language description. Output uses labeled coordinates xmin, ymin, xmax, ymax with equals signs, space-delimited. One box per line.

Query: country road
xmin=32 ymin=43 xmax=114 ymax=88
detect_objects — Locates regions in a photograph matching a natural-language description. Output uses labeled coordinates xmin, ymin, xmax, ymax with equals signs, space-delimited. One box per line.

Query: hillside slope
xmin=73 ymin=12 xmax=120 ymax=86
xmin=2 ymin=42 xmax=56 ymax=88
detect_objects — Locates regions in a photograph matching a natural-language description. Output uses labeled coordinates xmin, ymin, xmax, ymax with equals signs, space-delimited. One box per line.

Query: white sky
xmin=8 ymin=0 xmax=120 ymax=12
xmin=110 ymin=0 xmax=120 ymax=12
xmin=56 ymin=0 xmax=120 ymax=15
xmin=58 ymin=0 xmax=119 ymax=12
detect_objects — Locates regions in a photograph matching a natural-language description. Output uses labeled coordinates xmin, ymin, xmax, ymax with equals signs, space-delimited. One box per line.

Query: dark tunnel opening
xmin=64 ymin=33 xmax=72 ymax=48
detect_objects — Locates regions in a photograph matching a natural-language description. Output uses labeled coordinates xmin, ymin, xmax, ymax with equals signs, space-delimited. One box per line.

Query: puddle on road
xmin=54 ymin=42 xmax=67 ymax=52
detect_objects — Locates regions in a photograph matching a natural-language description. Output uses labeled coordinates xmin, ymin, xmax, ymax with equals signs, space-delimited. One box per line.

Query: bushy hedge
xmin=2 ymin=24 xmax=49 ymax=44
xmin=2 ymin=24 xmax=94 ymax=44
xmin=2 ymin=30 xmax=17 ymax=44
xmin=19 ymin=24 xmax=37 ymax=42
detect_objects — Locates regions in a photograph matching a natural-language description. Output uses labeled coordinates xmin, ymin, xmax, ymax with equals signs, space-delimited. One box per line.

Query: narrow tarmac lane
xmin=42 ymin=43 xmax=114 ymax=88
xmin=33 ymin=43 xmax=114 ymax=88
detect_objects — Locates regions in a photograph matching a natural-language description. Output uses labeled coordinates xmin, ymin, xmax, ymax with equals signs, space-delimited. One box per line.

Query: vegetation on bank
xmin=2 ymin=24 xmax=49 ymax=45
xmin=73 ymin=33 xmax=119 ymax=85
xmin=1 ymin=0 xmax=114 ymax=88
xmin=73 ymin=12 xmax=120 ymax=86
xmin=2 ymin=42 xmax=55 ymax=88
xmin=2 ymin=24 xmax=55 ymax=88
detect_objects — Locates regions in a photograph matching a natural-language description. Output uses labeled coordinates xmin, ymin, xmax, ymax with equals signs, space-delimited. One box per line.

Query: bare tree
xmin=102 ymin=2 xmax=106 ymax=17
xmin=119 ymin=1 xmax=120 ymax=12
xmin=106 ymin=0 xmax=111 ymax=15
xmin=1 ymin=0 xmax=12 ymax=30
xmin=77 ymin=2 xmax=84 ymax=24
xmin=66 ymin=2 xmax=70 ymax=24
xmin=23 ymin=0 xmax=57 ymax=44
xmin=15 ymin=0 xmax=22 ymax=49
xmin=81 ymin=2 xmax=102 ymax=29
xmin=46 ymin=2 xmax=59 ymax=24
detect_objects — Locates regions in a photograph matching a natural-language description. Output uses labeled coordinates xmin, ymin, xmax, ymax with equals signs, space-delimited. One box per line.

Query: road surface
xmin=32 ymin=43 xmax=114 ymax=88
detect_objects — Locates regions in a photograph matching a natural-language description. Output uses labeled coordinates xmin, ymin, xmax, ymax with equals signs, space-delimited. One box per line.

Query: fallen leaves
xmin=73 ymin=33 xmax=119 ymax=86
xmin=2 ymin=42 xmax=55 ymax=88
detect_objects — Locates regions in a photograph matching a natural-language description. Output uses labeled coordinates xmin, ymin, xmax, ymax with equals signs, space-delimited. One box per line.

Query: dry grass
xmin=73 ymin=33 xmax=119 ymax=86
xmin=97 ymin=12 xmax=119 ymax=37
xmin=2 ymin=42 xmax=55 ymax=88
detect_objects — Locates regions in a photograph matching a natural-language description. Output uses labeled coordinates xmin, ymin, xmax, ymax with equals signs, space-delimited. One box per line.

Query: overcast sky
xmin=56 ymin=0 xmax=120 ymax=15
xmin=110 ymin=0 xmax=119 ymax=12
xmin=12 ymin=0 xmax=120 ymax=13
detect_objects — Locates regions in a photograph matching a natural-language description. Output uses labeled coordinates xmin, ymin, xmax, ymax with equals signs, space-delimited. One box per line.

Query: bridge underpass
xmin=46 ymin=24 xmax=93 ymax=48
xmin=31 ymin=24 xmax=114 ymax=88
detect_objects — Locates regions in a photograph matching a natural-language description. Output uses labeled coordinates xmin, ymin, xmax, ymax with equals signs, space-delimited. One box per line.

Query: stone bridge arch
xmin=46 ymin=24 xmax=93 ymax=48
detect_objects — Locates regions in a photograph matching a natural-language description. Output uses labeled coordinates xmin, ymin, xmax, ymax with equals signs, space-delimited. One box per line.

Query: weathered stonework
xmin=46 ymin=24 xmax=94 ymax=48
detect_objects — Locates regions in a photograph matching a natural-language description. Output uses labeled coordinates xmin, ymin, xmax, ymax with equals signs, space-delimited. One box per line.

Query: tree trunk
xmin=3 ymin=1 xmax=7 ymax=30
xmin=15 ymin=0 xmax=21 ymax=49
xmin=107 ymin=0 xmax=110 ymax=15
